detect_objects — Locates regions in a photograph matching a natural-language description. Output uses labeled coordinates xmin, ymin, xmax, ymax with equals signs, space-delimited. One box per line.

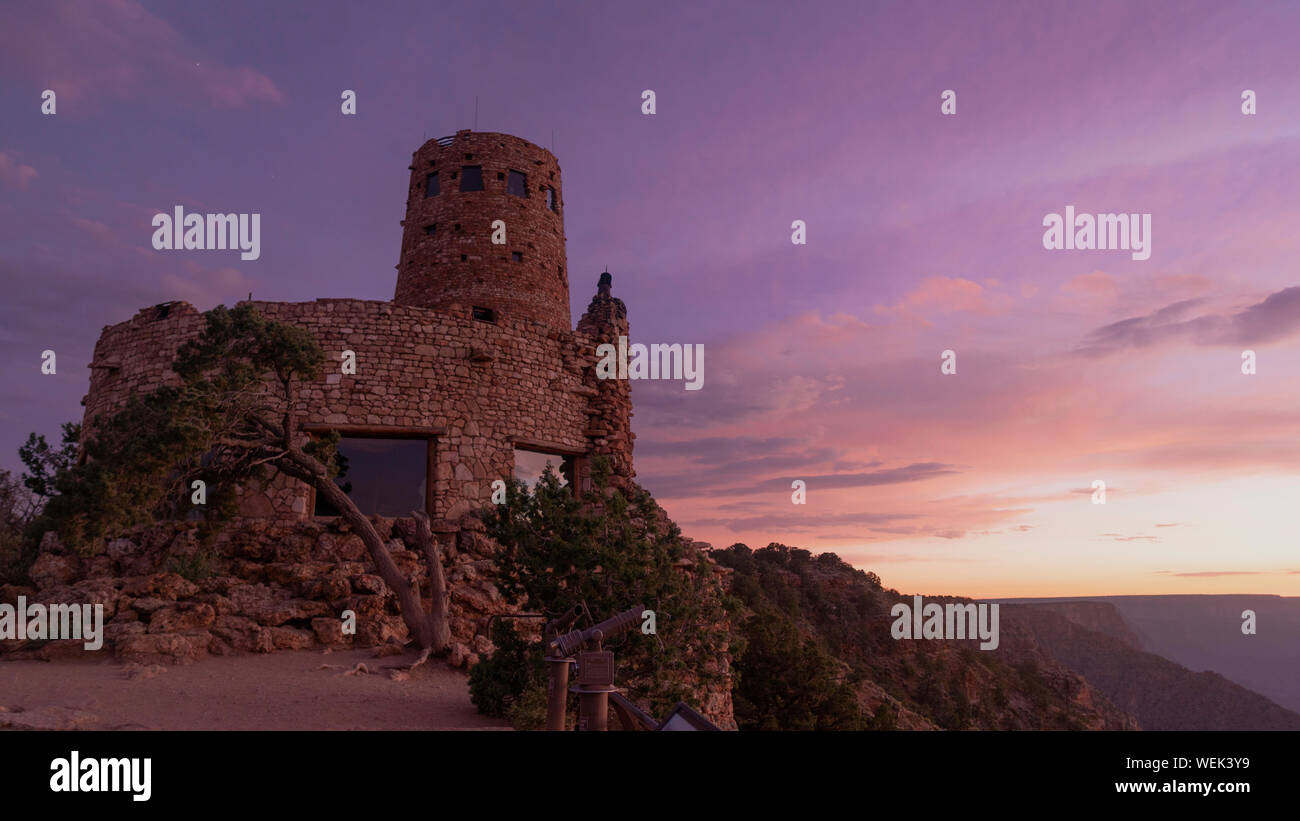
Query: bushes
xmin=731 ymin=603 xmax=866 ymax=730
xmin=468 ymin=461 xmax=737 ymax=728
xmin=468 ymin=620 xmax=548 ymax=728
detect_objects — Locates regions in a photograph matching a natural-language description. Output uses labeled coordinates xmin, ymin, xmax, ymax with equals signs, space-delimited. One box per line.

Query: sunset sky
xmin=3 ymin=1 xmax=1300 ymax=598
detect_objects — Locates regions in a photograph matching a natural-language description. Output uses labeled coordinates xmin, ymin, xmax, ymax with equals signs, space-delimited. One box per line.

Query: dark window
xmin=514 ymin=448 xmax=575 ymax=491
xmin=454 ymin=223 xmax=462 ymax=232
xmin=511 ymin=252 xmax=523 ymax=263
xmin=423 ymin=224 xmax=436 ymax=235
xmin=545 ymin=186 xmax=558 ymax=212
xmin=464 ymin=153 xmax=474 ymax=160
xmin=424 ymin=173 xmax=439 ymax=197
xmin=507 ymin=170 xmax=528 ymax=197
xmin=496 ymin=171 xmax=506 ymax=180
xmin=460 ymin=166 xmax=484 ymax=192
xmin=313 ymin=437 xmax=431 ymax=517
xmin=472 ymin=306 xmax=496 ymax=323
xmin=460 ymin=254 xmax=467 ymax=261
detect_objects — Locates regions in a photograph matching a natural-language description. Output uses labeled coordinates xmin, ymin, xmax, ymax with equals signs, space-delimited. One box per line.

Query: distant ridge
xmin=999 ymin=594 xmax=1300 ymax=714
xmin=1003 ymin=603 xmax=1300 ymax=731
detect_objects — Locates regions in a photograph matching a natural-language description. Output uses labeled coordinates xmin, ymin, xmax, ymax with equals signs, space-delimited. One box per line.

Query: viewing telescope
xmin=548 ymin=604 xmax=645 ymax=658
xmin=543 ymin=604 xmax=645 ymax=731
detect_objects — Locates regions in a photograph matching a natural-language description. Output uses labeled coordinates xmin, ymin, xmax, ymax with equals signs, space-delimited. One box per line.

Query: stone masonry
xmin=83 ymin=130 xmax=635 ymax=523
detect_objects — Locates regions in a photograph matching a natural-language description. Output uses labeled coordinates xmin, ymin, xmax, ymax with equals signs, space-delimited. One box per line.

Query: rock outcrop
xmin=0 ymin=515 xmax=518 ymax=669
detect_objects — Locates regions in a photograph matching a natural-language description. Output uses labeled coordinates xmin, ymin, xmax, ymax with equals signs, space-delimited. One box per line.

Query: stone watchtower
xmin=395 ymin=130 xmax=570 ymax=331
xmin=83 ymin=129 xmax=634 ymax=525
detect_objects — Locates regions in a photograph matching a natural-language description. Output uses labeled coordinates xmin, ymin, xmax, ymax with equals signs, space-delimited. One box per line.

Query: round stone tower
xmin=394 ymin=130 xmax=570 ymax=331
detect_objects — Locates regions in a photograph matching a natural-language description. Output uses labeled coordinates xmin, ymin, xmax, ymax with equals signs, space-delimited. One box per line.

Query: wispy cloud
xmin=0 ymin=152 xmax=38 ymax=190
xmin=0 ymin=0 xmax=284 ymax=107
xmin=1075 ymin=287 xmax=1300 ymax=357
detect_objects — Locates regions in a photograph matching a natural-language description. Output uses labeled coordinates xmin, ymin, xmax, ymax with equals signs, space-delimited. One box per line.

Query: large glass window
xmin=314 ymin=436 xmax=430 ymax=517
xmin=424 ymin=173 xmax=439 ymax=197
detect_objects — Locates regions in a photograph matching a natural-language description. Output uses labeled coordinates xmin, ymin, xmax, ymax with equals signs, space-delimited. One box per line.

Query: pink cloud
xmin=0 ymin=0 xmax=284 ymax=107
xmin=0 ymin=152 xmax=38 ymax=190
xmin=1061 ymin=270 xmax=1120 ymax=308
xmin=876 ymin=275 xmax=1011 ymax=323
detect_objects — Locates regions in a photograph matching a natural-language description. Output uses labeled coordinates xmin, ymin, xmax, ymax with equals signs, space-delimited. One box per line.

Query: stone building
xmin=81 ymin=130 xmax=635 ymax=531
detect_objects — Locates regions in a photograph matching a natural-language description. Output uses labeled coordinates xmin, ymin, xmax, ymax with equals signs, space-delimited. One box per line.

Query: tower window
xmin=472 ymin=306 xmax=497 ymax=323
xmin=424 ymin=173 xmax=439 ymax=197
xmin=423 ymin=224 xmax=436 ymax=235
xmin=545 ymin=186 xmax=558 ymax=212
xmin=496 ymin=171 xmax=506 ymax=180
xmin=460 ymin=166 xmax=484 ymax=192
xmin=454 ymin=223 xmax=462 ymax=232
xmin=511 ymin=252 xmax=523 ymax=263
xmin=507 ymin=170 xmax=528 ymax=197
xmin=460 ymin=254 xmax=467 ymax=261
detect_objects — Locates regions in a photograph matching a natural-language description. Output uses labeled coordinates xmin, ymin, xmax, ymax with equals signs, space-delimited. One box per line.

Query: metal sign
xmin=576 ymin=650 xmax=614 ymax=687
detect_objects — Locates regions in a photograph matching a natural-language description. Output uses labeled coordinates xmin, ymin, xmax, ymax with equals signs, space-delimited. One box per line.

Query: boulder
xmin=311 ymin=617 xmax=350 ymax=647
xmin=352 ymin=574 xmax=388 ymax=595
xmin=105 ymin=538 xmax=137 ymax=561
xmin=266 ymin=626 xmax=314 ymax=650
xmin=37 ymin=531 xmax=66 ymax=555
xmin=191 ymin=593 xmax=235 ymax=616
xmin=70 ymin=580 xmax=121 ymax=620
xmin=227 ymin=583 xmax=328 ymax=626
xmin=313 ymin=573 xmax=351 ymax=601
xmin=447 ymin=642 xmax=471 ymax=668
xmin=264 ymin=561 xmax=332 ymax=593
xmin=29 ymin=553 xmax=80 ymax=590
xmin=130 ymin=597 xmax=171 ymax=616
xmin=38 ymin=639 xmax=101 ymax=661
xmin=115 ymin=630 xmax=211 ymax=665
xmin=210 ymin=614 xmax=274 ymax=653
xmin=122 ymin=572 xmax=197 ymax=601
xmin=147 ymin=602 xmax=216 ymax=633
xmin=105 ymin=621 xmax=146 ymax=642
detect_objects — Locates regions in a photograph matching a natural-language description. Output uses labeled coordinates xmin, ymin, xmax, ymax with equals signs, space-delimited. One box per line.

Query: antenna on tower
xmin=474 ymin=96 xmax=479 ymax=130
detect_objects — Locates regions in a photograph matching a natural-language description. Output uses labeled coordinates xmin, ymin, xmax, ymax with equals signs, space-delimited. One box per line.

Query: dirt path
xmin=0 ymin=648 xmax=510 ymax=730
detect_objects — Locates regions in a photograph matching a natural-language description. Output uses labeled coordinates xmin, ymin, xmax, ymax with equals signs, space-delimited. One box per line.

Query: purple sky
xmin=4 ymin=0 xmax=1300 ymax=596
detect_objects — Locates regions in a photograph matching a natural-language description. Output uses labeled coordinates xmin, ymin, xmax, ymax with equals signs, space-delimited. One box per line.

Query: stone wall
xmin=83 ymin=290 xmax=632 ymax=522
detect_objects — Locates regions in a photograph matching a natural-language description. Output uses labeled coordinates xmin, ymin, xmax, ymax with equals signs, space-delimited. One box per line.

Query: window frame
xmin=459 ymin=165 xmax=484 ymax=192
xmin=302 ymin=425 xmax=442 ymax=518
xmin=507 ymin=170 xmax=529 ymax=197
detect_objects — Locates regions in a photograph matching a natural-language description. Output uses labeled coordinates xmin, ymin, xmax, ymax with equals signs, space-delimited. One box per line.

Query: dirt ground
xmin=0 ymin=648 xmax=510 ymax=730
